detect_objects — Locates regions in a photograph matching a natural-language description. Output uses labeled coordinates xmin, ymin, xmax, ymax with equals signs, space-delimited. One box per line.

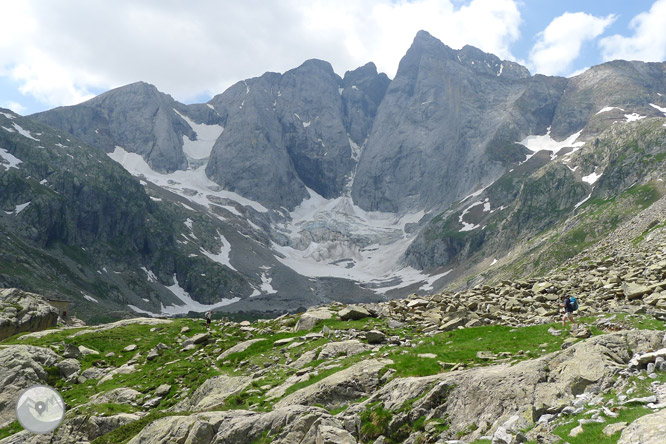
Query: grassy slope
xmin=1 ymin=310 xmax=664 ymax=443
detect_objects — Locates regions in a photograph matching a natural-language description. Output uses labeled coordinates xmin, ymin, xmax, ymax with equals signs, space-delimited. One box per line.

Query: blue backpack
xmin=569 ymin=297 xmax=578 ymax=311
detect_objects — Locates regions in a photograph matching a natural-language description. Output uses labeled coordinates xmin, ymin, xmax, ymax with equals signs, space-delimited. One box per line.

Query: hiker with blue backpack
xmin=562 ymin=295 xmax=578 ymax=330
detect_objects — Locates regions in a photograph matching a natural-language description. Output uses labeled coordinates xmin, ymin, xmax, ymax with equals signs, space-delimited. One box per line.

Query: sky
xmin=1 ymin=0 xmax=665 ymax=115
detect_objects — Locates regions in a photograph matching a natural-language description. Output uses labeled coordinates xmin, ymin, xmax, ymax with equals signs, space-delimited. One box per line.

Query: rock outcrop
xmin=0 ymin=345 xmax=60 ymax=428
xmin=0 ymin=288 xmax=59 ymax=341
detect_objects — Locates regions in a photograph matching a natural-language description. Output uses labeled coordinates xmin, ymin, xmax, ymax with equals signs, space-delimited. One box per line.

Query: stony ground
xmin=1 ymin=204 xmax=666 ymax=443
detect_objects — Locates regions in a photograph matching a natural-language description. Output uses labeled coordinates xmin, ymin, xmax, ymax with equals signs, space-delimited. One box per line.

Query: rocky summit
xmin=1 ymin=207 xmax=666 ymax=443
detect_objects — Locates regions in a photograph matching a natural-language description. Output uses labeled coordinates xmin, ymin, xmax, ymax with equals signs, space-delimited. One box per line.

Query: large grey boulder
xmin=617 ymin=408 xmax=666 ymax=444
xmin=317 ymin=340 xmax=372 ymax=361
xmin=338 ymin=305 xmax=371 ymax=321
xmin=0 ymin=345 xmax=60 ymax=428
xmin=0 ymin=288 xmax=59 ymax=341
xmin=56 ymin=358 xmax=81 ymax=382
xmin=175 ymin=375 xmax=252 ymax=412
xmin=217 ymin=338 xmax=266 ymax=361
xmin=88 ymin=387 xmax=142 ymax=405
xmin=275 ymin=358 xmax=391 ymax=410
xmin=295 ymin=308 xmax=333 ymax=332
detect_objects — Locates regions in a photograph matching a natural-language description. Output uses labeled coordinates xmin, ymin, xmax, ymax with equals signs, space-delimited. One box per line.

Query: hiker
xmin=205 ymin=310 xmax=212 ymax=329
xmin=561 ymin=295 xmax=578 ymax=330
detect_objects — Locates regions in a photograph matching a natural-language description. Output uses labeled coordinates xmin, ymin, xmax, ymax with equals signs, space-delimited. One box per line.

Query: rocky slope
xmin=2 ymin=207 xmax=666 ymax=443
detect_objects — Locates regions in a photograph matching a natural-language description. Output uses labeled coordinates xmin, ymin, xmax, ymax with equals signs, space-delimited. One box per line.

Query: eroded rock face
xmin=0 ymin=345 xmax=60 ymax=428
xmin=0 ymin=288 xmax=59 ymax=341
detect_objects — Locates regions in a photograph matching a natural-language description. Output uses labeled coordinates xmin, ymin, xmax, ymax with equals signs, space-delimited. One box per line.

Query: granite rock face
xmin=351 ymin=31 xmax=548 ymax=213
xmin=206 ymin=59 xmax=388 ymax=209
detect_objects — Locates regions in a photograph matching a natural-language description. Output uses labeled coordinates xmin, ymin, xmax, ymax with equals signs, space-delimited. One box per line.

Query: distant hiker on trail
xmin=205 ymin=310 xmax=212 ymax=329
xmin=561 ymin=295 xmax=578 ymax=330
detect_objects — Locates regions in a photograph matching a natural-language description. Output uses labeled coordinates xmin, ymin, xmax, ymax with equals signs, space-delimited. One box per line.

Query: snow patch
xmin=2 ymin=126 xmax=15 ymax=133
xmin=0 ymin=111 xmax=16 ymax=119
xmin=200 ymin=231 xmax=236 ymax=271
xmin=582 ymin=171 xmax=602 ymax=184
xmin=12 ymin=123 xmax=39 ymax=141
xmin=107 ymin=146 xmax=268 ymax=213
xmin=596 ymin=106 xmax=624 ymax=115
xmin=650 ymin=103 xmax=666 ymax=115
xmin=0 ymin=148 xmax=22 ymax=170
xmin=518 ymin=128 xmax=584 ymax=156
xmin=140 ymin=267 xmax=158 ymax=283
xmin=624 ymin=113 xmax=645 ymax=122
xmin=302 ymin=121 xmax=311 ymax=128
xmin=574 ymin=193 xmax=592 ymax=209
xmin=566 ymin=165 xmax=579 ymax=172
xmin=184 ymin=218 xmax=194 ymax=230
xmin=491 ymin=258 xmax=498 ymax=266
xmin=458 ymin=199 xmax=488 ymax=232
xmin=161 ymin=275 xmax=240 ymax=315
xmin=4 ymin=201 xmax=30 ymax=215
xmin=83 ymin=294 xmax=98 ymax=303
xmin=260 ymin=272 xmax=277 ymax=294
xmin=173 ymin=110 xmax=224 ymax=160
xmin=128 ymin=305 xmax=159 ymax=317
xmin=418 ymin=270 xmax=451 ymax=291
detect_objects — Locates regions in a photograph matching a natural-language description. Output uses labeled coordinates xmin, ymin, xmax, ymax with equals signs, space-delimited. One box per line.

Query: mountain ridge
xmin=1 ymin=30 xmax=663 ymax=321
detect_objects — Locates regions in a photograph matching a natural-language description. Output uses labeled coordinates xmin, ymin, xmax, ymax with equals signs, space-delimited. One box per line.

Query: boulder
xmin=618 ymin=408 xmax=666 ymax=444
xmin=317 ymin=340 xmax=372 ymax=361
xmin=217 ymin=339 xmax=266 ymax=361
xmin=339 ymin=305 xmax=371 ymax=321
xmin=0 ymin=288 xmax=59 ymax=341
xmin=155 ymin=384 xmax=172 ymax=397
xmin=62 ymin=343 xmax=81 ymax=358
xmin=89 ymin=387 xmax=142 ymax=405
xmin=183 ymin=333 xmax=209 ymax=347
xmin=176 ymin=375 xmax=252 ymax=412
xmin=56 ymin=358 xmax=81 ymax=382
xmin=622 ymin=282 xmax=650 ymax=300
xmin=603 ymin=422 xmax=627 ymax=437
xmin=294 ymin=309 xmax=333 ymax=332
xmin=365 ymin=330 xmax=386 ymax=344
xmin=275 ymin=359 xmax=391 ymax=410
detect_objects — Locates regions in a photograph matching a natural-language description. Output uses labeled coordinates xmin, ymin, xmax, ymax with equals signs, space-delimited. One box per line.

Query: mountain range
xmin=2 ymin=30 xmax=666 ymax=322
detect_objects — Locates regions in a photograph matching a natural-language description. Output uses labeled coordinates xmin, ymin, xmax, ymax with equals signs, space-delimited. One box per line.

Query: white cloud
xmin=600 ymin=0 xmax=666 ymax=62
xmin=1 ymin=101 xmax=27 ymax=115
xmin=0 ymin=0 xmax=523 ymax=111
xmin=528 ymin=12 xmax=616 ymax=76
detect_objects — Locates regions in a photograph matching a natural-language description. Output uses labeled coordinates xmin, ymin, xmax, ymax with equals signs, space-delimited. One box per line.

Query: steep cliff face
xmin=350 ymin=31 xmax=554 ymax=213
xmin=206 ymin=59 xmax=389 ymax=209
